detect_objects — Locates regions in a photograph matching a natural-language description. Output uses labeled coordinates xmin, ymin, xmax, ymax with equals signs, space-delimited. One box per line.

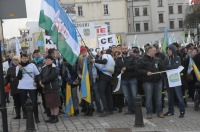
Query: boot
xmin=50 ymin=115 xmax=59 ymax=123
xmin=13 ymin=108 xmax=21 ymax=119
xmin=35 ymin=116 xmax=40 ymax=123
xmin=45 ymin=115 xmax=54 ymax=123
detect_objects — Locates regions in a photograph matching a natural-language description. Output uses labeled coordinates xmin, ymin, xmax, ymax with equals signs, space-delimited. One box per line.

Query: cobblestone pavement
xmin=1 ymin=98 xmax=200 ymax=132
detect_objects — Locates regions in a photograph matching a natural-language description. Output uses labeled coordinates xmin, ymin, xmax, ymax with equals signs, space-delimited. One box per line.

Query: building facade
xmin=60 ymin=0 xmax=128 ymax=47
xmin=127 ymin=0 xmax=190 ymax=46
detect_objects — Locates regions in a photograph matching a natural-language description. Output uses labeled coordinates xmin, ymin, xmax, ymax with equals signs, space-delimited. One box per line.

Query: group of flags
xmin=188 ymin=57 xmax=200 ymax=82
xmin=38 ymin=0 xmax=89 ymax=117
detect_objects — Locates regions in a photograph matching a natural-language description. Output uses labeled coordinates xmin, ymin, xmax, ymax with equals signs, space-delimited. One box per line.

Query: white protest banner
xmin=166 ymin=66 xmax=184 ymax=87
xmin=76 ymin=22 xmax=95 ymax=39
xmin=45 ymin=35 xmax=57 ymax=51
xmin=98 ymin=34 xmax=118 ymax=49
xmin=95 ymin=25 xmax=108 ymax=37
xmin=113 ymin=73 xmax=122 ymax=92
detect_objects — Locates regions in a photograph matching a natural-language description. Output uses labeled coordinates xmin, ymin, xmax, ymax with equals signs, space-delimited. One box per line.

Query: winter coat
xmin=137 ymin=54 xmax=164 ymax=83
xmin=115 ymin=55 xmax=137 ymax=80
xmin=4 ymin=66 xmax=20 ymax=95
xmin=40 ymin=63 xmax=60 ymax=93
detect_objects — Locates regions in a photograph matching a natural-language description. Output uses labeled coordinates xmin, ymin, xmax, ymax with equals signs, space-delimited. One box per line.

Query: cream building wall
xmin=60 ymin=0 xmax=128 ymax=47
xmin=127 ymin=0 xmax=190 ymax=47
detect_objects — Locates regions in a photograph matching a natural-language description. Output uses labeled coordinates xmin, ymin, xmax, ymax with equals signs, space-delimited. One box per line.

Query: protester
xmin=137 ymin=46 xmax=165 ymax=119
xmin=164 ymin=44 xmax=185 ymax=118
xmin=4 ymin=56 xmax=21 ymax=119
xmin=115 ymin=45 xmax=138 ymax=114
xmin=40 ymin=55 xmax=61 ymax=123
xmin=17 ymin=54 xmax=40 ymax=123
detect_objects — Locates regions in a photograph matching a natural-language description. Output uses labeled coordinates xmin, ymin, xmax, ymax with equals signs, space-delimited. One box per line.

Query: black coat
xmin=137 ymin=54 xmax=164 ymax=83
xmin=5 ymin=65 xmax=19 ymax=96
xmin=115 ymin=55 xmax=137 ymax=80
xmin=40 ymin=64 xmax=60 ymax=93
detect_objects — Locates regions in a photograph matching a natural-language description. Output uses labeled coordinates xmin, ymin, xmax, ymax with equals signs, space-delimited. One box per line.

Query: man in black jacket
xmin=137 ymin=46 xmax=165 ymax=119
xmin=115 ymin=45 xmax=138 ymax=114
xmin=164 ymin=44 xmax=185 ymax=118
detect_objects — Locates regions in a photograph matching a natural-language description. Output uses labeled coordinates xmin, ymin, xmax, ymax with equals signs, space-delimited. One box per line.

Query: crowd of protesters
xmin=2 ymin=42 xmax=200 ymax=123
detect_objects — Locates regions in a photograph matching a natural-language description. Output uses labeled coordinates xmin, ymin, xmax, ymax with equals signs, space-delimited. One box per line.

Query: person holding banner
xmin=115 ymin=45 xmax=138 ymax=114
xmin=137 ymin=46 xmax=165 ymax=119
xmin=164 ymin=44 xmax=185 ymax=118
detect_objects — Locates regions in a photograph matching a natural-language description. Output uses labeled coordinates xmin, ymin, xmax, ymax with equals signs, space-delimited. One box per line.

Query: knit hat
xmin=80 ymin=46 xmax=87 ymax=53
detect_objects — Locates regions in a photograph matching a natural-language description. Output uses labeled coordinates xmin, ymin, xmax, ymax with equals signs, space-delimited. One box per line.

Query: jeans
xmin=167 ymin=86 xmax=185 ymax=113
xmin=143 ymin=80 xmax=162 ymax=115
xmin=98 ymin=79 xmax=113 ymax=112
xmin=19 ymin=89 xmax=38 ymax=118
xmin=121 ymin=78 xmax=137 ymax=112
xmin=92 ymin=81 xmax=101 ymax=111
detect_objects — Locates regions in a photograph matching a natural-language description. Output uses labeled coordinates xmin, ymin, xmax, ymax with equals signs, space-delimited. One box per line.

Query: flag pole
xmin=0 ymin=19 xmax=9 ymax=132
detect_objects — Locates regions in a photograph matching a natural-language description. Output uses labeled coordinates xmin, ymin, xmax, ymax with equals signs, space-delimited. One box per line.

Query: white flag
xmin=15 ymin=37 xmax=21 ymax=56
xmin=166 ymin=66 xmax=184 ymax=87
xmin=113 ymin=73 xmax=122 ymax=92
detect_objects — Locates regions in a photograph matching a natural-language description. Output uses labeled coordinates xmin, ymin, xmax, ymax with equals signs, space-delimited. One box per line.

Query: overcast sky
xmin=2 ymin=0 xmax=41 ymax=39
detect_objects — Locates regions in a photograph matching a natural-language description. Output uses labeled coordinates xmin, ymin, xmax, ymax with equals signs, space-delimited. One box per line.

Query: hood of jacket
xmin=167 ymin=44 xmax=177 ymax=55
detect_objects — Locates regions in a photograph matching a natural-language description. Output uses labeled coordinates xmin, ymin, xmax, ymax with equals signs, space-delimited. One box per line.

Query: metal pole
xmin=0 ymin=19 xmax=8 ymax=132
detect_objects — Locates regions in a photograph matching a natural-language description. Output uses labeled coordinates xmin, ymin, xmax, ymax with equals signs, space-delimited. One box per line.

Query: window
xmin=136 ymin=23 xmax=140 ymax=32
xmin=143 ymin=7 xmax=148 ymax=16
xmin=158 ymin=0 xmax=163 ymax=7
xmin=128 ymin=8 xmax=130 ymax=17
xmin=178 ymin=5 xmax=182 ymax=14
xmin=169 ymin=6 xmax=173 ymax=14
xmin=78 ymin=6 xmax=83 ymax=16
xmin=170 ymin=21 xmax=174 ymax=29
xmin=144 ymin=23 xmax=149 ymax=31
xmin=104 ymin=4 xmax=109 ymax=15
xmin=105 ymin=22 xmax=110 ymax=33
xmin=159 ymin=14 xmax=164 ymax=23
xmin=179 ymin=20 xmax=183 ymax=28
xmin=135 ymin=8 xmax=139 ymax=16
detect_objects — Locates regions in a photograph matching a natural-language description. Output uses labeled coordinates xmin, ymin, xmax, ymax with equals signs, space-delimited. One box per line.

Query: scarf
xmin=21 ymin=61 xmax=29 ymax=67
xmin=34 ymin=56 xmax=43 ymax=64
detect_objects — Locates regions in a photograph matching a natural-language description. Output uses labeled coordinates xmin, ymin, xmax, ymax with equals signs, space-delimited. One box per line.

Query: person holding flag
xmin=164 ymin=44 xmax=185 ymax=118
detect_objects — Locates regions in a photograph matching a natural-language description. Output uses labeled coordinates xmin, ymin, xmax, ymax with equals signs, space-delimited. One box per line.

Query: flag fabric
xmin=161 ymin=28 xmax=169 ymax=52
xmin=81 ymin=58 xmax=91 ymax=103
xmin=39 ymin=0 xmax=80 ymax=65
xmin=1 ymin=43 xmax=4 ymax=51
xmin=37 ymin=32 xmax=45 ymax=52
xmin=113 ymin=73 xmax=122 ymax=92
xmin=15 ymin=37 xmax=21 ymax=56
xmin=166 ymin=66 xmax=184 ymax=87
xmin=171 ymin=33 xmax=176 ymax=43
xmin=133 ymin=35 xmax=139 ymax=47
xmin=190 ymin=58 xmax=200 ymax=81
xmin=65 ymin=83 xmax=74 ymax=117
xmin=187 ymin=31 xmax=192 ymax=44
xmin=187 ymin=57 xmax=193 ymax=74
xmin=178 ymin=32 xmax=185 ymax=44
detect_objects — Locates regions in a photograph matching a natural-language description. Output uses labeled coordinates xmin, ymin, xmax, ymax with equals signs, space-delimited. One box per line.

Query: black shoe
xmin=13 ymin=115 xmax=21 ymax=119
xmin=164 ymin=112 xmax=174 ymax=116
xmin=179 ymin=112 xmax=185 ymax=118
xmin=113 ymin=108 xmax=117 ymax=111
xmin=109 ymin=111 xmax=113 ymax=115
xmin=23 ymin=114 xmax=27 ymax=119
xmin=45 ymin=115 xmax=54 ymax=123
xmin=97 ymin=109 xmax=103 ymax=113
xmin=99 ymin=112 xmax=109 ymax=117
xmin=74 ymin=110 xmax=79 ymax=116
xmin=118 ymin=108 xmax=122 ymax=113
xmin=50 ymin=115 xmax=59 ymax=123
xmin=35 ymin=117 xmax=40 ymax=123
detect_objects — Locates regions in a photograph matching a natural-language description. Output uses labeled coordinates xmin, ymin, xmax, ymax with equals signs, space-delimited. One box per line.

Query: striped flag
xmin=15 ymin=37 xmax=21 ymax=56
xmin=187 ymin=57 xmax=193 ymax=74
xmin=37 ymin=32 xmax=45 ymax=52
xmin=178 ymin=32 xmax=185 ymax=45
xmin=65 ymin=83 xmax=74 ymax=117
xmin=171 ymin=33 xmax=176 ymax=43
xmin=39 ymin=0 xmax=80 ymax=65
xmin=187 ymin=31 xmax=192 ymax=44
xmin=161 ymin=28 xmax=169 ymax=53
xmin=190 ymin=58 xmax=200 ymax=81
xmin=81 ymin=58 xmax=91 ymax=103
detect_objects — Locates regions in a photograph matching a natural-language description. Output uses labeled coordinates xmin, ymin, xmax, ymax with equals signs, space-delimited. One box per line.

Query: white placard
xmin=98 ymin=34 xmax=118 ymax=50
